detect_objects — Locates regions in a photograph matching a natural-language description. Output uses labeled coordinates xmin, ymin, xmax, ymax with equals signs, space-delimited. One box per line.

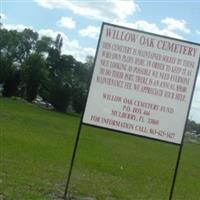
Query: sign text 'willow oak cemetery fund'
xmin=83 ymin=23 xmax=200 ymax=144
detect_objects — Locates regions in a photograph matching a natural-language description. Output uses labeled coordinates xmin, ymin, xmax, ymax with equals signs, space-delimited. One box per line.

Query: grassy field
xmin=0 ymin=97 xmax=200 ymax=200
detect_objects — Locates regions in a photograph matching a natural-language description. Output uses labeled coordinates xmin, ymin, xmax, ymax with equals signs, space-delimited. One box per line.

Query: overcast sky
xmin=0 ymin=0 xmax=200 ymax=123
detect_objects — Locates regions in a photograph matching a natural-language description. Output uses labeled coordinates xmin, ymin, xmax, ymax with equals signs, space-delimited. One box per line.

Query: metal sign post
xmin=64 ymin=121 xmax=83 ymax=200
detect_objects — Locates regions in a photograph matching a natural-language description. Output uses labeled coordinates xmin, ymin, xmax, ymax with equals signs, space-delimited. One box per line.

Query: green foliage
xmin=72 ymin=86 xmax=87 ymax=113
xmin=0 ymin=28 xmax=38 ymax=63
xmin=21 ymin=53 xmax=48 ymax=102
xmin=41 ymin=77 xmax=71 ymax=112
xmin=35 ymin=36 xmax=53 ymax=54
xmin=55 ymin=33 xmax=63 ymax=53
xmin=0 ymin=27 xmax=93 ymax=113
xmin=0 ymin=29 xmax=21 ymax=62
xmin=186 ymin=120 xmax=200 ymax=134
xmin=2 ymin=67 xmax=20 ymax=97
xmin=17 ymin=29 xmax=38 ymax=63
xmin=71 ymin=56 xmax=94 ymax=113
xmin=0 ymin=57 xmax=13 ymax=83
xmin=41 ymin=38 xmax=74 ymax=112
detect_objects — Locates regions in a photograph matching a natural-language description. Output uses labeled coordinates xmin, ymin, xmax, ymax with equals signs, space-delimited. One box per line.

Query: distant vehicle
xmin=33 ymin=96 xmax=53 ymax=108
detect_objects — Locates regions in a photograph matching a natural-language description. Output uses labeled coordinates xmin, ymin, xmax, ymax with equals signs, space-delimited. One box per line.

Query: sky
xmin=0 ymin=0 xmax=200 ymax=123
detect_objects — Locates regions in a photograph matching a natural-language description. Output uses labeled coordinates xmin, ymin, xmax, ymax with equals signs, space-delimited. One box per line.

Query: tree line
xmin=186 ymin=120 xmax=200 ymax=135
xmin=0 ymin=28 xmax=93 ymax=113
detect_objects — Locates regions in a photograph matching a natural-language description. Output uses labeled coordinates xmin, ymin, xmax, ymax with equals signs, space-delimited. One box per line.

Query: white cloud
xmin=110 ymin=0 xmax=140 ymax=21
xmin=161 ymin=17 xmax=190 ymax=34
xmin=83 ymin=47 xmax=96 ymax=56
xmin=79 ymin=25 xmax=100 ymax=39
xmin=34 ymin=0 xmax=54 ymax=9
xmin=112 ymin=18 xmax=189 ymax=39
xmin=35 ymin=1 xmax=186 ymax=40
xmin=115 ymin=20 xmax=184 ymax=39
xmin=158 ymin=29 xmax=184 ymax=39
xmin=38 ymin=29 xmax=95 ymax=61
xmin=0 ymin=13 xmax=7 ymax=20
xmin=57 ymin=16 xmax=76 ymax=29
xmin=3 ymin=24 xmax=33 ymax=32
xmin=35 ymin=0 xmax=139 ymax=22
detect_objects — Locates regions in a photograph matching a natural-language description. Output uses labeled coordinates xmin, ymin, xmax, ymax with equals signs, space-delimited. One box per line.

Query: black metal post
xmin=168 ymin=141 xmax=184 ymax=200
xmin=64 ymin=121 xmax=83 ymax=200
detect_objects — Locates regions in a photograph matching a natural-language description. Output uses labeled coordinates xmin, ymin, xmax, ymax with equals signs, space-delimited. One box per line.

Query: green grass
xmin=0 ymin=97 xmax=200 ymax=200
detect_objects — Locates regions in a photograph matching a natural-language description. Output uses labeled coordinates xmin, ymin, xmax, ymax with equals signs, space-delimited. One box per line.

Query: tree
xmin=17 ymin=29 xmax=38 ymax=63
xmin=85 ymin=55 xmax=94 ymax=82
xmin=21 ymin=53 xmax=47 ymax=102
xmin=186 ymin=120 xmax=200 ymax=134
xmin=0 ymin=28 xmax=38 ymax=64
xmin=0 ymin=29 xmax=21 ymax=62
xmin=71 ymin=56 xmax=94 ymax=113
xmin=0 ymin=28 xmax=96 ymax=114
xmin=40 ymin=34 xmax=73 ymax=112
xmin=71 ymin=86 xmax=86 ymax=113
xmin=197 ymin=124 xmax=200 ymax=134
xmin=0 ymin=57 xmax=12 ymax=84
xmin=41 ymin=77 xmax=71 ymax=112
xmin=55 ymin=34 xmax=63 ymax=54
xmin=2 ymin=66 xmax=20 ymax=97
xmin=35 ymin=36 xmax=53 ymax=54
xmin=0 ymin=29 xmax=21 ymax=96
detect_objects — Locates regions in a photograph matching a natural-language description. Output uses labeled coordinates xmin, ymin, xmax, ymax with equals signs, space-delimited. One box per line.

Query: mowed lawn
xmin=0 ymin=98 xmax=200 ymax=200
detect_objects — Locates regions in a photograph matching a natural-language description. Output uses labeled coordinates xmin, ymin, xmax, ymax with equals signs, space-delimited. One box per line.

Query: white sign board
xmin=83 ymin=23 xmax=200 ymax=144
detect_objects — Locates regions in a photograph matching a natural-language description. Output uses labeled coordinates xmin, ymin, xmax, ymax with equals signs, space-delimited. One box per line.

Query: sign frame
xmin=82 ymin=22 xmax=200 ymax=145
xmin=64 ymin=22 xmax=200 ymax=200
